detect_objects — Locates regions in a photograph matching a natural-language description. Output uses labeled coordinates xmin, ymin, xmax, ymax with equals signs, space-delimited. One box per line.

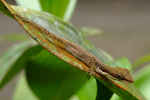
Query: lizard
xmin=15 ymin=14 xmax=134 ymax=83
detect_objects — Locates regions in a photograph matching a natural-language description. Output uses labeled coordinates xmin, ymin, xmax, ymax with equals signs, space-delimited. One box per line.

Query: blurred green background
xmin=0 ymin=0 xmax=150 ymax=99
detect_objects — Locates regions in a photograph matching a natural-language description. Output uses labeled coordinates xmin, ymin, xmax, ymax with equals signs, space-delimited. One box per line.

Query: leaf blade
xmin=13 ymin=74 xmax=38 ymax=100
xmin=25 ymin=50 xmax=88 ymax=100
xmin=0 ymin=40 xmax=43 ymax=89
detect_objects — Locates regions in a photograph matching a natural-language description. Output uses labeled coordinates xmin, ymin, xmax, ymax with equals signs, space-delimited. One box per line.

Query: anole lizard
xmin=15 ymin=14 xmax=134 ymax=83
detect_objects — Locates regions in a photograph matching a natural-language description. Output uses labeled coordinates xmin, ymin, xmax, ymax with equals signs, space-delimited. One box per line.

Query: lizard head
xmin=108 ymin=67 xmax=134 ymax=83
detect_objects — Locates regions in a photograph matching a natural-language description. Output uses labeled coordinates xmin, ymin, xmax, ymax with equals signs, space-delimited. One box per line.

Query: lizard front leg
xmin=86 ymin=57 xmax=96 ymax=79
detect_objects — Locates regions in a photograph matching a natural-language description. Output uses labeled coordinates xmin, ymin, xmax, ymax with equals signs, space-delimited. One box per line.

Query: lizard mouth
xmin=122 ymin=78 xmax=134 ymax=83
xmin=105 ymin=75 xmax=134 ymax=83
xmin=96 ymin=69 xmax=134 ymax=83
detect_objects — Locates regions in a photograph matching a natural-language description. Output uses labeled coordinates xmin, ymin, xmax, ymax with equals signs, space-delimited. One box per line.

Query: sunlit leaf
xmin=39 ymin=0 xmax=77 ymax=20
xmin=13 ymin=74 xmax=38 ymax=100
xmin=15 ymin=0 xmax=77 ymax=20
xmin=15 ymin=0 xmax=42 ymax=11
xmin=133 ymin=64 xmax=150 ymax=99
xmin=76 ymin=79 xmax=97 ymax=100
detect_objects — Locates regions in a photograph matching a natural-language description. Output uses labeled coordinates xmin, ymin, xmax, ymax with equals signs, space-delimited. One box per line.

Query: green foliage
xmin=79 ymin=27 xmax=103 ymax=36
xmin=25 ymin=50 xmax=89 ymax=100
xmin=0 ymin=41 xmax=42 ymax=89
xmin=0 ymin=0 xmax=148 ymax=100
xmin=12 ymin=75 xmax=38 ymax=100
xmin=15 ymin=0 xmax=77 ymax=21
xmin=133 ymin=54 xmax=150 ymax=100
xmin=0 ymin=33 xmax=29 ymax=41
xmin=96 ymin=79 xmax=113 ymax=100
xmin=132 ymin=54 xmax=150 ymax=70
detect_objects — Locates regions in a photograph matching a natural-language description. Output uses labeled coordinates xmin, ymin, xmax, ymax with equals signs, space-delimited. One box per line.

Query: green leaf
xmin=79 ymin=27 xmax=103 ymax=36
xmin=76 ymin=79 xmax=97 ymax=100
xmin=133 ymin=64 xmax=150 ymax=99
xmin=0 ymin=0 xmax=14 ymax=19
xmin=15 ymin=0 xmax=77 ymax=20
xmin=15 ymin=0 xmax=42 ymax=11
xmin=111 ymin=94 xmax=122 ymax=100
xmin=132 ymin=54 xmax=150 ymax=70
xmin=0 ymin=41 xmax=43 ymax=89
xmin=99 ymin=49 xmax=114 ymax=63
xmin=13 ymin=74 xmax=38 ymax=100
xmin=96 ymin=77 xmax=143 ymax=100
xmin=0 ymin=33 xmax=30 ymax=41
xmin=25 ymin=50 xmax=88 ymax=100
xmin=96 ymin=79 xmax=113 ymax=100
xmin=39 ymin=0 xmax=77 ymax=20
xmin=0 ymin=1 xmax=144 ymax=99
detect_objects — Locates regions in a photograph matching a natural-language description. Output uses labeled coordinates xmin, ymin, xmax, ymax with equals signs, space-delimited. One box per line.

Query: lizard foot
xmin=86 ymin=68 xmax=95 ymax=80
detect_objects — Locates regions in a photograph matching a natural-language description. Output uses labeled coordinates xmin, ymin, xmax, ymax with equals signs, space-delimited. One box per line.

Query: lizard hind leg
xmin=86 ymin=57 xmax=96 ymax=79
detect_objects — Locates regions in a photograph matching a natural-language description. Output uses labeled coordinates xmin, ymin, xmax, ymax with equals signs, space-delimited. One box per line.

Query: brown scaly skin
xmin=87 ymin=58 xmax=134 ymax=83
xmin=107 ymin=67 xmax=134 ymax=83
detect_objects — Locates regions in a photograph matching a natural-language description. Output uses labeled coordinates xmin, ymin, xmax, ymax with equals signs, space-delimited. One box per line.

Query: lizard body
xmin=15 ymin=14 xmax=134 ymax=83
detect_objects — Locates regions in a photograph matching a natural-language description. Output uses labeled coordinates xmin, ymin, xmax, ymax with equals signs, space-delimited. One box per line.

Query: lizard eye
xmin=117 ymin=74 xmax=122 ymax=79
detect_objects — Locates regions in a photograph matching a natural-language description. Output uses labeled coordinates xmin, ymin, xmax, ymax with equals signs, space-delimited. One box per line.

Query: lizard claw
xmin=86 ymin=57 xmax=96 ymax=80
xmin=86 ymin=69 xmax=95 ymax=79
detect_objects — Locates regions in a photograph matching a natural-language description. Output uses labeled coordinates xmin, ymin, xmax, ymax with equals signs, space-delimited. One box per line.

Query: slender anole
xmin=15 ymin=14 xmax=134 ymax=83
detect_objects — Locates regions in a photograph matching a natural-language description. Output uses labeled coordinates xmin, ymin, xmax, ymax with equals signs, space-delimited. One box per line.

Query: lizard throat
xmin=96 ymin=68 xmax=120 ymax=82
